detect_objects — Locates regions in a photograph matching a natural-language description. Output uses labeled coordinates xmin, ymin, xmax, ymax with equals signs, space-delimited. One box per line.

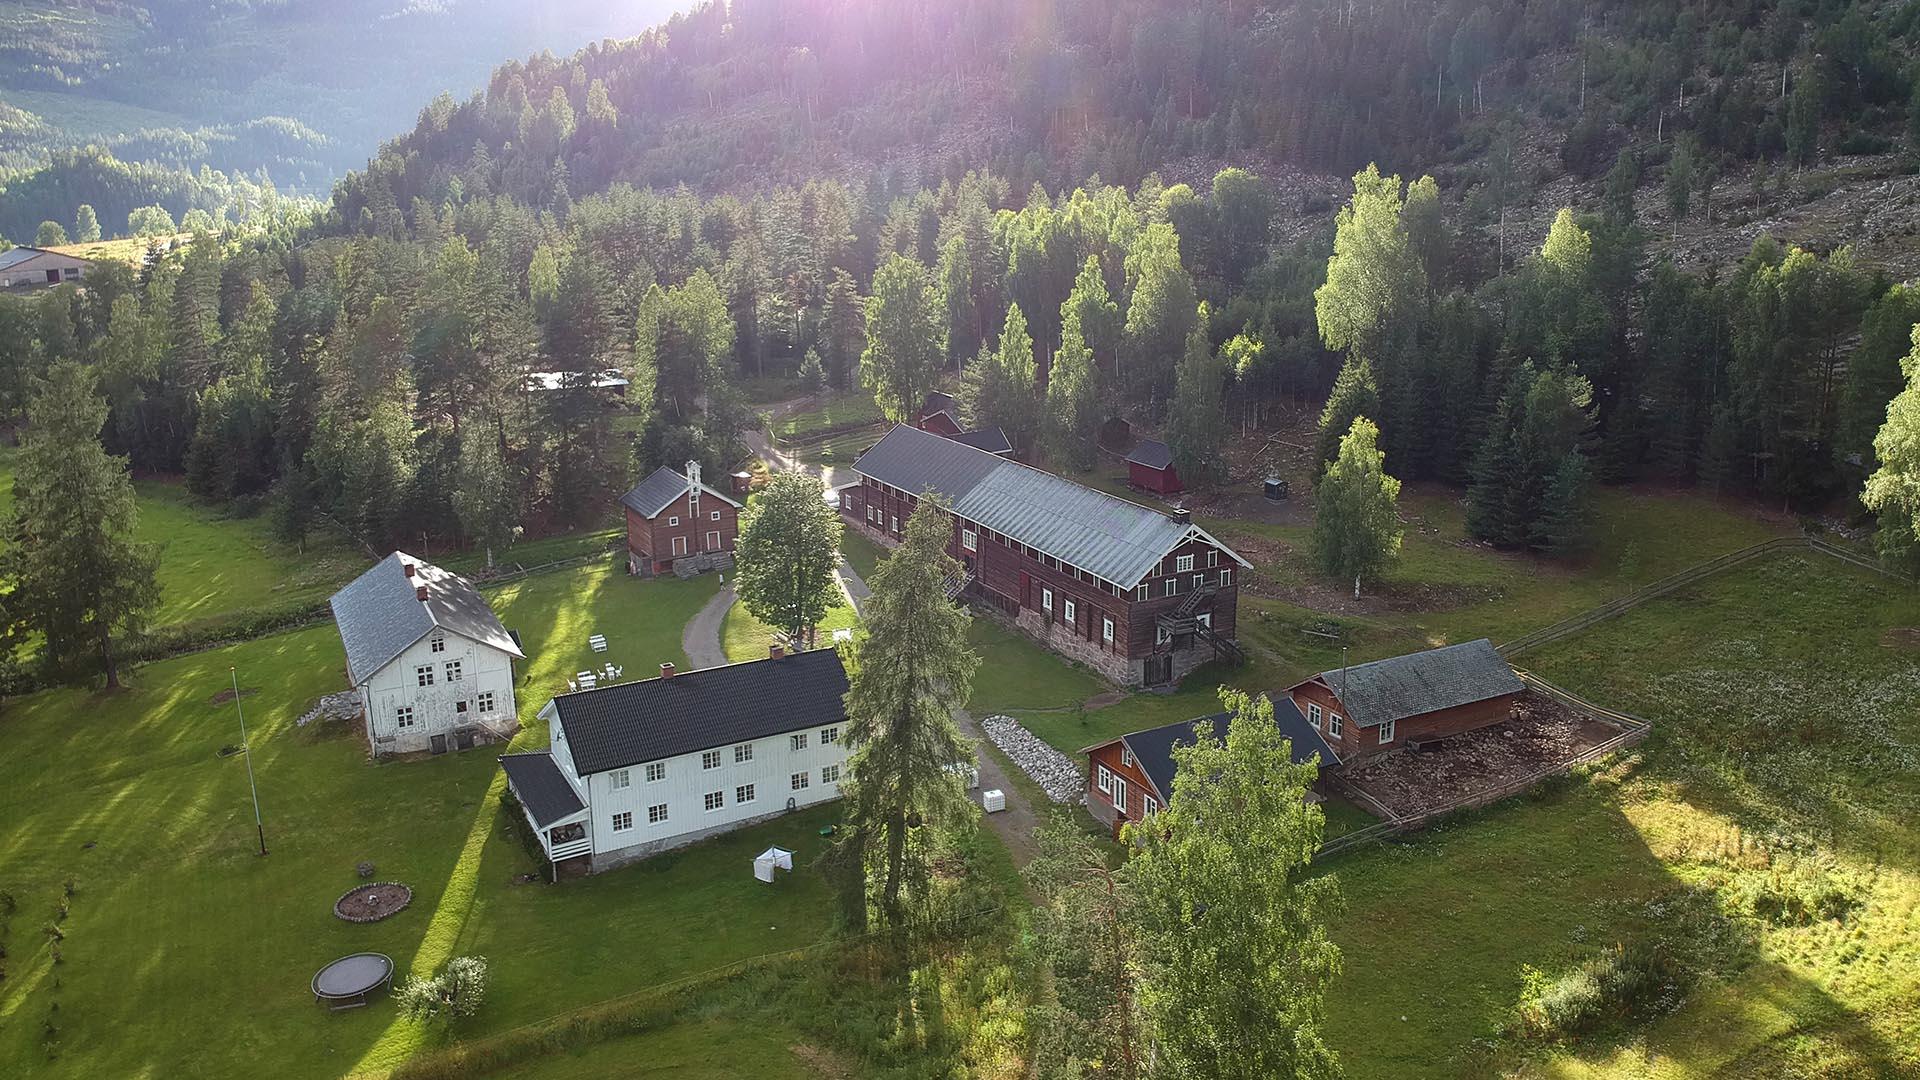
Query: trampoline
xmin=311 ymin=952 xmax=394 ymax=1010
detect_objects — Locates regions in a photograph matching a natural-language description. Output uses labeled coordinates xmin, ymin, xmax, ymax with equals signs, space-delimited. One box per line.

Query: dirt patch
xmin=333 ymin=882 xmax=413 ymax=923
xmin=1882 ymin=628 xmax=1920 ymax=651
xmin=209 ymin=687 xmax=259 ymax=705
xmin=1083 ymin=690 xmax=1128 ymax=710
xmin=1340 ymin=693 xmax=1626 ymax=819
xmin=789 ymin=1042 xmax=855 ymax=1079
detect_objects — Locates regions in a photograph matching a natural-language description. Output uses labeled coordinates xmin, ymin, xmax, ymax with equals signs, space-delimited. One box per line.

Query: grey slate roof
xmin=619 ymin=465 xmax=742 ymax=519
xmin=950 ymin=426 xmax=1013 ymax=454
xmin=549 ymin=648 xmax=850 ymax=776
xmin=1111 ymin=696 xmax=1338 ymax=802
xmin=1126 ymin=438 xmax=1174 ymax=470
xmin=1304 ymin=638 xmax=1522 ymax=728
xmin=499 ymin=752 xmax=586 ymax=827
xmin=328 ymin=552 xmax=524 ymax=686
xmin=853 ymin=423 xmax=1248 ymax=587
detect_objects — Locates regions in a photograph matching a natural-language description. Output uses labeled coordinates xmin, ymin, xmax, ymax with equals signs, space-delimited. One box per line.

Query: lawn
xmin=1313 ymin=551 xmax=1920 ymax=1078
xmin=502 ymin=1018 xmax=821 ymax=1078
xmin=771 ymin=391 xmax=884 ymax=441
xmin=0 ymin=565 xmax=862 ymax=1079
xmin=719 ymin=596 xmax=859 ymax=664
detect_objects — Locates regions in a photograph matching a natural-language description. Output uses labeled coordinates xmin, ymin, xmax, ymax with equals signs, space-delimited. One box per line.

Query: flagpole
xmin=232 ymin=666 xmax=268 ymax=856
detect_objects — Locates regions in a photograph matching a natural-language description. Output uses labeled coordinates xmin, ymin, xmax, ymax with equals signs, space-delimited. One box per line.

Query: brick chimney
xmin=660 ymin=662 xmax=676 ymax=679
xmin=415 ymin=584 xmax=428 ymax=601
xmin=403 ymin=561 xmax=417 ymax=578
xmin=769 ymin=643 xmax=785 ymax=660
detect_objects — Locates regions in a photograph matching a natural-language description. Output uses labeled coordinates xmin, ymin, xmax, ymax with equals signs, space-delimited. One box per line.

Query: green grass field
xmin=719 ymin=596 xmax=859 ymax=663
xmin=772 ymin=392 xmax=884 ymax=441
xmin=0 ymin=566 xmax=863 ymax=1079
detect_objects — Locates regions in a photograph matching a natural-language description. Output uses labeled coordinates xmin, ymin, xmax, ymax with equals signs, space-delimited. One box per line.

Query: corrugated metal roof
xmin=549 ymin=648 xmax=849 ymax=776
xmin=1305 ymin=638 xmax=1522 ymax=728
xmin=0 ymin=248 xmax=45 ymax=271
xmin=853 ymin=424 xmax=1246 ymax=587
xmin=328 ymin=552 xmax=525 ymax=685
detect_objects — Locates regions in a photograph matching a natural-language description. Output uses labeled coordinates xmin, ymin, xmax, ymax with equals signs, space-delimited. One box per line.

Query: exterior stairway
xmin=942 ymin=567 xmax=975 ymax=601
xmin=1155 ymin=582 xmax=1244 ymax=666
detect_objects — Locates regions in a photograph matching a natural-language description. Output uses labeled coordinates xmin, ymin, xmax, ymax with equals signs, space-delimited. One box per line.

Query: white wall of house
xmin=0 ymin=251 xmax=88 ymax=288
xmin=548 ymin=710 xmax=849 ymax=868
xmin=361 ymin=629 xmax=517 ymax=755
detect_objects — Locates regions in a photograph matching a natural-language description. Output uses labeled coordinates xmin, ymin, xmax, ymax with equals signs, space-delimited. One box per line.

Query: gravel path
xmin=682 ymin=584 xmax=735 ymax=671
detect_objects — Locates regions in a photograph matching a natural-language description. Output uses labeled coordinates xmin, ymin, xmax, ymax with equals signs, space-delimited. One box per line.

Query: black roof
xmin=328 ymin=552 xmax=524 ymax=685
xmin=549 ymin=648 xmax=850 ymax=776
xmin=1302 ymin=638 xmax=1522 ymax=728
xmin=1126 ymin=438 xmax=1174 ymax=470
xmin=920 ymin=390 xmax=957 ymax=418
xmin=1106 ymin=696 xmax=1338 ymax=802
xmin=950 ymin=426 xmax=1013 ymax=455
xmin=499 ymin=752 xmax=586 ymax=828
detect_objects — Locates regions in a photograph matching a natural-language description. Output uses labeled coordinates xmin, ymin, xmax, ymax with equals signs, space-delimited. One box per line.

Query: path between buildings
xmin=682 ymin=583 xmax=735 ymax=671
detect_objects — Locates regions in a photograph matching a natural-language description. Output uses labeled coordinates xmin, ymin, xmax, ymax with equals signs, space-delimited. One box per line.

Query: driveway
xmin=682 ymin=583 xmax=735 ymax=671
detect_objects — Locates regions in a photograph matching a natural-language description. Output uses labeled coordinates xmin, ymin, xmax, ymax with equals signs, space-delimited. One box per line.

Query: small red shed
xmin=1283 ymin=639 xmax=1525 ymax=766
xmin=913 ymin=391 xmax=963 ymax=437
xmin=1127 ymin=438 xmax=1182 ymax=494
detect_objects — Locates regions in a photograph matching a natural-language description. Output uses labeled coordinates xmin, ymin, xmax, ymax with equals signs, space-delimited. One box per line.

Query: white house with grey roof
xmin=501 ymin=647 xmax=851 ymax=876
xmin=329 ymin=552 xmax=526 ymax=758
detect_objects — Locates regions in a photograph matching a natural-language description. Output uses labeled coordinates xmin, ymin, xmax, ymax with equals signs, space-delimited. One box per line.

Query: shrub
xmin=1732 ymin=860 xmax=1862 ymax=926
xmin=1508 ymin=943 xmax=1677 ymax=1042
xmin=397 ymin=955 xmax=489 ymax=1022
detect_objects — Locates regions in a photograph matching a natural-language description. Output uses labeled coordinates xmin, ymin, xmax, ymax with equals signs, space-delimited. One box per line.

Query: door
xmin=1111 ymin=776 xmax=1128 ymax=819
xmin=671 ymin=535 xmax=687 ymax=557
xmin=430 ymin=733 xmax=449 ymax=755
xmin=705 ymin=530 xmax=721 ymax=551
xmin=454 ymin=728 xmax=475 ymax=751
xmin=1144 ymin=654 xmax=1173 ymax=687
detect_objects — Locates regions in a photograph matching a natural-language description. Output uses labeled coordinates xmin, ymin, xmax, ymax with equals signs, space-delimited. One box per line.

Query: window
xmin=645 ymin=761 xmax=666 ymax=783
xmin=415 ymin=665 xmax=435 ymax=687
xmin=702 ymin=750 xmax=722 ymax=770
xmin=455 ymin=700 xmax=469 ymax=714
xmin=1192 ymin=574 xmax=1205 ymax=591
xmin=1155 ymin=625 xmax=1171 ymax=645
xmin=791 ymin=732 xmax=809 ymax=751
xmin=648 ymin=803 xmax=669 ymax=824
xmin=1207 ymin=550 xmax=1219 ymax=567
xmin=710 ymin=510 xmax=722 ymax=521
xmin=1221 ymin=569 xmax=1234 ymax=587
xmin=1307 ymin=702 xmax=1322 ymax=729
xmin=867 ymin=507 xmax=876 ymax=523
xmin=1379 ymin=719 xmax=1396 ymax=744
xmin=1328 ymin=713 xmax=1344 ymax=738
xmin=395 ymin=706 xmax=415 ymax=729
xmin=1164 ymin=579 xmax=1177 ymax=597
xmin=1096 ymin=764 xmax=1113 ymax=794
xmin=734 ymin=743 xmax=754 ymax=763
xmin=611 ymin=811 xmax=633 ymax=832
xmin=1120 ymin=747 xmax=1134 ymax=768
xmin=1102 ymin=616 xmax=1115 ymax=644
xmin=430 ymin=635 xmax=446 ymax=653
xmin=736 ymin=783 xmax=756 ymax=804
xmin=1142 ymin=794 xmax=1160 ymax=816
xmin=1136 ymin=583 xmax=1150 ymax=601
xmin=1063 ymin=598 xmax=1077 ymax=624
xmin=704 ymin=790 xmax=724 ymax=812
xmin=1041 ymin=587 xmax=1053 ymax=612
xmin=820 ymin=726 xmax=840 ymax=745
xmin=610 ymin=768 xmax=631 ymax=790
xmin=890 ymin=515 xmax=898 ymax=532
xmin=961 ymin=529 xmax=977 ymax=552
xmin=477 ymin=691 xmax=496 ymax=713
xmin=668 ymin=515 xmax=680 ymax=526
xmin=444 ymin=659 xmax=463 ymax=681
xmin=1176 ymin=554 xmax=1195 ymax=572
xmin=791 ymin=771 xmax=810 ymax=791
xmin=820 ymin=764 xmax=841 ymax=784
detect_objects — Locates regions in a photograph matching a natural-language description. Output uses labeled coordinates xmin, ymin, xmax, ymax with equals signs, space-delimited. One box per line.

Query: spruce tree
xmin=1165 ymin=314 xmax=1227 ymax=488
xmin=1313 ymin=356 xmax=1380 ymax=477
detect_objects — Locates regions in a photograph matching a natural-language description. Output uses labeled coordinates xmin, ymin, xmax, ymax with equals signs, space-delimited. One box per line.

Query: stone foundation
xmin=1012 ymin=608 xmax=1133 ymax=684
xmin=672 ymin=550 xmax=733 ymax=578
xmin=587 ymin=798 xmax=840 ymax=873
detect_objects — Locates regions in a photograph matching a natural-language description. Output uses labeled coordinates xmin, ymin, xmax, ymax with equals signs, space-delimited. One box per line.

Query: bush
xmin=1508 ymin=943 xmax=1678 ymax=1042
xmin=397 ymin=955 xmax=489 ymax=1022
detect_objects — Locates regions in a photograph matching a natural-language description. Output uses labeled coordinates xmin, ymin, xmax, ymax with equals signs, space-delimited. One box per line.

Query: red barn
xmin=1127 ymin=439 xmax=1182 ymax=494
xmin=1283 ymin=639 xmax=1524 ymax=765
xmin=838 ymin=424 xmax=1251 ymax=687
xmin=913 ymin=391 xmax=963 ymax=437
xmin=1081 ymin=697 xmax=1337 ymax=835
xmin=620 ymin=461 xmax=742 ymax=577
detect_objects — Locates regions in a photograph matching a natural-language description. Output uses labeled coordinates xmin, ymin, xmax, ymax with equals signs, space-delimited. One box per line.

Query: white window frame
xmin=444 ymin=659 xmax=463 ymax=682
xmin=1102 ymin=616 xmax=1115 ymax=644
xmin=1041 ymin=587 xmax=1053 ymax=612
xmin=705 ymin=529 xmax=721 ymax=551
xmin=395 ymin=705 xmax=415 ymax=729
xmin=1176 ymin=554 xmax=1194 ymax=573
xmin=671 ymin=535 xmax=688 ymax=557
xmin=1307 ymin=702 xmax=1322 ymax=729
xmin=645 ymin=761 xmax=667 ymax=783
xmin=668 ymin=515 xmax=680 ymax=527
xmin=1120 ymin=746 xmax=1134 ymax=768
xmin=791 ymin=771 xmax=810 ymax=791
xmin=477 ymin=691 xmax=496 ymax=714
xmin=1221 ymin=568 xmax=1234 ymax=586
xmin=430 ymin=635 xmax=446 ymax=653
xmin=455 ymin=699 xmax=470 ymax=715
xmin=415 ymin=665 xmax=435 ymax=687
xmin=1136 ymin=583 xmax=1150 ymax=600
xmin=821 ymin=764 xmax=841 ymax=784
xmin=647 ymin=803 xmax=669 ymax=824
xmin=734 ymin=742 xmax=754 ymax=763
xmin=890 ymin=515 xmax=898 ymax=532
xmin=701 ymin=749 xmax=722 ymax=770
xmin=1379 ymin=719 xmax=1396 ymax=744
xmin=1142 ymin=794 xmax=1159 ymax=816
xmin=1155 ymin=625 xmax=1171 ymax=645
xmin=610 ymin=768 xmax=631 ymax=790
xmin=1192 ymin=574 xmax=1205 ymax=590
xmin=710 ymin=510 xmax=722 ymax=521
xmin=961 ymin=529 xmax=977 ymax=552
xmin=703 ymin=790 xmax=724 ymax=812
xmin=611 ymin=811 xmax=633 ymax=832
xmin=820 ymin=726 xmax=840 ymax=744
xmin=1328 ymin=713 xmax=1344 ymax=738
xmin=1096 ymin=764 xmax=1113 ymax=795
xmin=791 ymin=732 xmax=809 ymax=751
xmin=1063 ymin=598 xmax=1077 ymax=624
xmin=1111 ymin=776 xmax=1128 ymax=813
xmin=736 ymin=783 xmax=756 ymax=804
xmin=1207 ymin=550 xmax=1219 ymax=567
xmin=1164 ymin=579 xmax=1177 ymax=597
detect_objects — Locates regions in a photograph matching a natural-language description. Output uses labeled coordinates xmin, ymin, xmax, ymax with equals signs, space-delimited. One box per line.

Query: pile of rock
xmin=980 ymin=714 xmax=1085 ymax=806
xmin=298 ymin=690 xmax=362 ymax=728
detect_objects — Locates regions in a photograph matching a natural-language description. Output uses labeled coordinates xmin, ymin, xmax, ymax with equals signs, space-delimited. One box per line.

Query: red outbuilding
xmin=1282 ymin=639 xmax=1525 ymax=765
xmin=1126 ymin=438 xmax=1183 ymax=494
xmin=913 ymin=391 xmax=963 ymax=437
xmin=619 ymin=461 xmax=742 ymax=577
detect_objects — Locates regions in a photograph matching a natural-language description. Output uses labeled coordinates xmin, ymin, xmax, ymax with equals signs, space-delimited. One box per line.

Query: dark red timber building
xmin=1080 ymin=696 xmax=1338 ymax=835
xmin=838 ymin=424 xmax=1251 ymax=686
xmin=619 ymin=461 xmax=742 ymax=577
xmin=1126 ymin=438 xmax=1183 ymax=495
xmin=913 ymin=391 xmax=964 ymax=437
xmin=1283 ymin=638 xmax=1524 ymax=765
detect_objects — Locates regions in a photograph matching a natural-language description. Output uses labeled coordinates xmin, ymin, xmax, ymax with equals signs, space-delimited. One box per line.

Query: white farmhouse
xmin=500 ymin=646 xmax=851 ymax=876
xmin=328 ymin=552 xmax=526 ymax=758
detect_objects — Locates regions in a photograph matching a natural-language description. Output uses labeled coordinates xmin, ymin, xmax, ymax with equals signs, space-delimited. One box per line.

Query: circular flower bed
xmin=333 ymin=882 xmax=413 ymax=923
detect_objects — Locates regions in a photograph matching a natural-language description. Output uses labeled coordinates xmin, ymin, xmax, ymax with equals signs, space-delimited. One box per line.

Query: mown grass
xmin=772 ymin=391 xmax=884 ymax=441
xmin=0 ymin=566 xmax=866 ymax=1079
xmin=500 ymin=1018 xmax=819 ymax=1078
xmin=719 ymin=596 xmax=859 ymax=664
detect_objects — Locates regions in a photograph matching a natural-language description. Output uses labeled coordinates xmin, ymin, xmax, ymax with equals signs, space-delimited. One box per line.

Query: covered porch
xmin=499 ymin=751 xmax=591 ymax=875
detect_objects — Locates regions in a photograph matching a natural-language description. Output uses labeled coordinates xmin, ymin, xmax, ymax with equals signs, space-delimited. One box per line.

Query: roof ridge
xmin=552 ymin=645 xmax=838 ymax=701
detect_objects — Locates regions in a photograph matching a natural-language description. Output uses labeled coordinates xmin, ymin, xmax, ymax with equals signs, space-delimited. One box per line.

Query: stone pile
xmin=298 ymin=690 xmax=362 ymax=727
xmin=980 ymin=714 xmax=1085 ymax=806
